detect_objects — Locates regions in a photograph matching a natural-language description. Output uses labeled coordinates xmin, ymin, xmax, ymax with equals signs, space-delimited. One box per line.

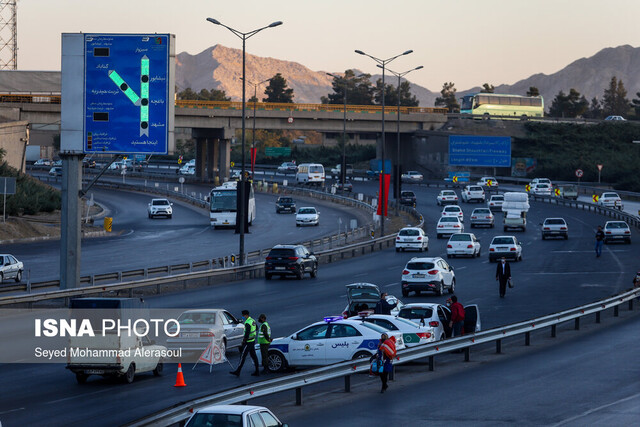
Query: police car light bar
xmin=323 ymin=316 xmax=343 ymax=323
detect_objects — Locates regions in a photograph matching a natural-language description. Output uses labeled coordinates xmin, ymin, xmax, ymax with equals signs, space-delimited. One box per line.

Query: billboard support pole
xmin=60 ymin=154 xmax=82 ymax=290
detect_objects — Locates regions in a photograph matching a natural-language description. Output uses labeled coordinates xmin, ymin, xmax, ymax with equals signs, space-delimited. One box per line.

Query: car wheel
xmin=542 ymin=234 xmax=546 ymax=240
xmin=477 ymin=248 xmax=481 ymax=257
xmin=439 ymin=334 xmax=446 ymax=341
xmin=168 ymin=214 xmax=172 ymax=219
xmin=296 ymin=267 xmax=304 ymax=280
xmin=448 ymin=279 xmax=456 ymax=294
xmin=447 ymin=254 xmax=452 ymax=259
xmin=123 ymin=363 xmax=135 ymax=384
xmin=310 ymin=263 xmax=318 ymax=278
xmin=626 ymin=238 xmax=631 ymax=244
xmin=0 ymin=272 xmax=3 ymax=283
xmin=564 ymin=234 xmax=568 ymax=240
xmin=265 ymin=273 xmax=272 ymax=281
xmin=15 ymin=270 xmax=22 ymax=282
xmin=437 ymin=234 xmax=442 ymax=239
xmin=153 ymin=362 xmax=163 ymax=376
xmin=437 ymin=281 xmax=444 ymax=296
xmin=395 ymin=247 xmax=400 ymax=252
xmin=352 ymin=351 xmax=371 ymax=360
xmin=425 ymin=245 xmax=428 ymax=252
xmin=148 ymin=213 xmax=152 ymax=219
xmin=75 ymin=372 xmax=88 ymax=384
xmin=518 ymin=253 xmax=523 ymax=261
xmin=402 ymin=289 xmax=409 ymax=297
xmin=267 ymin=351 xmax=288 ymax=372
xmin=296 ymin=224 xmax=300 ymax=227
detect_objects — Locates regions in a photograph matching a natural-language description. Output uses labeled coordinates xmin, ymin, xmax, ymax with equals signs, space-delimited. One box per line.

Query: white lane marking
xmin=580 ymin=284 xmax=606 ymax=288
xmin=120 ymin=229 xmax=135 ymax=237
xmin=384 ymin=282 xmax=399 ymax=287
xmin=551 ymin=391 xmax=640 ymax=426
xmin=353 ymin=273 xmax=367 ymax=277
xmin=45 ymin=388 xmax=112 ymax=404
xmin=532 ymin=271 xmax=622 ymax=275
xmin=0 ymin=407 xmax=25 ymax=415
xmin=551 ymin=250 xmax=628 ymax=253
xmin=455 ymin=266 xmax=468 ymax=270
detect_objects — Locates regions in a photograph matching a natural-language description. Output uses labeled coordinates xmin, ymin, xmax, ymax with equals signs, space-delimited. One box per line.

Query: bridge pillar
xmin=219 ymin=138 xmax=231 ymax=180
xmin=195 ymin=138 xmax=207 ymax=178
xmin=207 ymin=137 xmax=217 ymax=181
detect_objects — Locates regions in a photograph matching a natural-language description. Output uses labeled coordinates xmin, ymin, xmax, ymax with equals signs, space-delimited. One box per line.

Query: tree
xmin=526 ymin=87 xmax=540 ymax=97
xmin=480 ymin=83 xmax=495 ymax=93
xmin=630 ymin=91 xmax=640 ymax=117
xmin=602 ymin=76 xmax=629 ymax=116
xmin=584 ymin=97 xmax=603 ymax=119
xmin=434 ymin=82 xmax=460 ymax=113
xmin=373 ymin=79 xmax=419 ymax=107
xmin=263 ymin=73 xmax=294 ymax=103
xmin=321 ymin=70 xmax=374 ymax=105
xmin=548 ymin=88 xmax=588 ymax=118
xmin=177 ymin=87 xmax=230 ymax=101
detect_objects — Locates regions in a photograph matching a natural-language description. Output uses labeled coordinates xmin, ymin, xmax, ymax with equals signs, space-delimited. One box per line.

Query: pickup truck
xmin=502 ymin=192 xmax=529 ymax=232
xmin=557 ymin=185 xmax=578 ymax=200
xmin=503 ymin=209 xmax=527 ymax=231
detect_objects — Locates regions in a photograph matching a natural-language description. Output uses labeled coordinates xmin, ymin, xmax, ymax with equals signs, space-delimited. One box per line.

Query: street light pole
xmin=385 ymin=65 xmax=423 ymax=215
xmin=326 ymin=72 xmax=349 ymax=194
xmin=207 ymin=18 xmax=282 ymax=265
xmin=246 ymin=78 xmax=271 ymax=175
xmin=355 ymin=49 xmax=413 ymax=236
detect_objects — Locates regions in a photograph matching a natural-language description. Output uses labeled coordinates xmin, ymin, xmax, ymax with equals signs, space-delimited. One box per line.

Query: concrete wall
xmin=0 ymin=121 xmax=29 ymax=173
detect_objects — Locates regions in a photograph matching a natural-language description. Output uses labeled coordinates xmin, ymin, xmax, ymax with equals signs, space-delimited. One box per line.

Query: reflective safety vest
xmin=258 ymin=321 xmax=271 ymax=344
xmin=245 ymin=317 xmax=257 ymax=342
xmin=380 ymin=336 xmax=397 ymax=359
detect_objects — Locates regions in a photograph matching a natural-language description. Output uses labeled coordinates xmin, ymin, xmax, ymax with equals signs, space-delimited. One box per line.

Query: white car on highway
xmin=598 ymin=192 xmax=623 ymax=210
xmin=603 ymin=221 xmax=631 ymax=244
xmin=260 ymin=317 xmax=405 ymax=372
xmin=530 ymin=177 xmax=552 ymax=187
xmin=436 ymin=216 xmax=464 ymax=238
xmin=398 ymin=303 xmax=481 ymax=339
xmin=447 ymin=233 xmax=481 ymax=258
xmin=185 ymin=405 xmax=286 ymax=427
xmin=396 ymin=227 xmax=429 ymax=252
xmin=0 ymin=254 xmax=24 ymax=283
xmin=295 ymin=207 xmax=320 ymax=226
xmin=461 ymin=185 xmax=485 ymax=203
xmin=531 ymin=183 xmax=552 ymax=196
xmin=487 ymin=194 xmax=504 ymax=211
xmin=436 ymin=190 xmax=459 ymax=206
xmin=401 ymin=171 xmax=424 ymax=182
xmin=488 ymin=235 xmax=523 ymax=262
xmin=470 ymin=207 xmax=494 ymax=228
xmin=147 ymin=198 xmax=173 ymax=219
xmin=348 ymin=313 xmax=436 ymax=346
xmin=541 ymin=218 xmax=569 ymax=240
xmin=477 ymin=176 xmax=499 ymax=187
xmin=441 ymin=205 xmax=464 ymax=222
xmin=401 ymin=256 xmax=456 ymax=297
xmin=165 ymin=309 xmax=245 ymax=353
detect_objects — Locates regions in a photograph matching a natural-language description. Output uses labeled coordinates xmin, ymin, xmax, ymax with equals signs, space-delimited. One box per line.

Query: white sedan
xmin=185 ymin=405 xmax=285 ymax=427
xmin=436 ymin=216 xmax=464 ymax=238
xmin=436 ymin=190 xmax=459 ymax=206
xmin=447 ymin=233 xmax=481 ymax=258
xmin=441 ymin=205 xmax=464 ymax=222
xmin=396 ymin=227 xmax=429 ymax=252
xmin=531 ymin=183 xmax=552 ymax=196
xmin=260 ymin=317 xmax=405 ymax=372
xmin=398 ymin=303 xmax=481 ymax=340
xmin=348 ymin=314 xmax=436 ymax=346
xmin=0 ymin=254 xmax=24 ymax=283
xmin=147 ymin=198 xmax=173 ymax=219
xmin=295 ymin=207 xmax=320 ymax=226
xmin=598 ymin=192 xmax=623 ymax=210
xmin=401 ymin=171 xmax=424 ymax=182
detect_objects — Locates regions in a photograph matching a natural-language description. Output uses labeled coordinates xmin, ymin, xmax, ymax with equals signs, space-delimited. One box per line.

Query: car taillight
xmin=429 ymin=321 xmax=439 ymax=327
xmin=447 ymin=244 xmax=453 ymax=248
xmin=624 ymin=231 xmax=630 ymax=234
xmin=427 ymin=269 xmax=439 ymax=275
xmin=265 ymin=257 xmax=273 ymax=260
xmin=490 ymin=248 xmax=495 ymax=251
xmin=402 ymin=270 xmax=410 ymax=275
xmin=438 ymin=225 xmax=444 ymax=228
xmin=288 ymin=257 xmax=299 ymax=260
xmin=417 ymin=236 xmax=422 ymax=240
xmin=454 ymin=197 xmax=458 ymax=200
xmin=200 ymin=332 xmax=215 ymax=337
xmin=342 ymin=312 xmax=348 ymax=319
xmin=397 ymin=236 xmax=401 ymax=240
xmin=606 ymin=231 xmax=612 ymax=234
xmin=417 ymin=332 xmax=432 ymax=339
xmin=510 ymin=247 xmax=516 ymax=251
xmin=471 ymin=216 xmax=477 ymax=219
xmin=453 ymin=225 xmax=460 ymax=228
xmin=467 ymin=244 xmax=473 ymax=248
xmin=544 ymin=227 xmax=550 ymax=230
xmin=560 ymin=227 xmax=567 ymax=230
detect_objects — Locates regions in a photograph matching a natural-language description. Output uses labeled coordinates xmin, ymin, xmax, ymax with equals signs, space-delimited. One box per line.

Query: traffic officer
xmin=229 ymin=310 xmax=260 ymax=377
xmin=257 ymin=314 xmax=272 ymax=373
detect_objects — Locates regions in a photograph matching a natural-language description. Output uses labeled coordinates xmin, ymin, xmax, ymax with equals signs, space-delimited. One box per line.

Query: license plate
xmin=497 ymin=247 xmax=508 ymax=250
xmin=182 ymin=333 xmax=199 ymax=338
xmin=223 ymin=221 xmax=229 ymax=224
xmin=275 ymin=267 xmax=285 ymax=270
xmin=85 ymin=369 xmax=105 ymax=375
xmin=412 ymin=274 xmax=425 ymax=278
xmin=455 ymin=251 xmax=465 ymax=254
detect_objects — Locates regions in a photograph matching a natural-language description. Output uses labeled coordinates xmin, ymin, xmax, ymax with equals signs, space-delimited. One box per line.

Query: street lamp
xmin=326 ymin=72 xmax=349 ymax=194
xmin=207 ymin=18 xmax=282 ymax=265
xmin=384 ymin=65 xmax=423 ymax=214
xmin=244 ymin=77 xmax=271 ymax=175
xmin=355 ymin=49 xmax=413 ymax=236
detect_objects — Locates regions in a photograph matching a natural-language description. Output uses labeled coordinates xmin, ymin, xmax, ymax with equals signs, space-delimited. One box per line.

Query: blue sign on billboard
xmin=84 ymin=34 xmax=170 ymax=154
xmin=448 ymin=135 xmax=511 ymax=167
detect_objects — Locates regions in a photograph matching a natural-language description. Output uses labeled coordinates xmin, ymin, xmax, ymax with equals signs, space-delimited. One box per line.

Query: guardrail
xmin=125 ymin=286 xmax=640 ymax=427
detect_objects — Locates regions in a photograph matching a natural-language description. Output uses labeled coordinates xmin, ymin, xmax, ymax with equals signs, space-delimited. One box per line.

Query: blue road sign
xmin=84 ymin=34 xmax=170 ymax=154
xmin=448 ymin=135 xmax=511 ymax=167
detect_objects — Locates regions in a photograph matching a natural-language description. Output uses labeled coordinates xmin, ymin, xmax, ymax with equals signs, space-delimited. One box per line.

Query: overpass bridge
xmin=0 ymin=94 xmax=447 ymax=179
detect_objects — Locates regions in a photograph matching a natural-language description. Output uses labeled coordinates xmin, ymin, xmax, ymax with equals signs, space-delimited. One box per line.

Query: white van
xmin=296 ymin=163 xmax=325 ymax=185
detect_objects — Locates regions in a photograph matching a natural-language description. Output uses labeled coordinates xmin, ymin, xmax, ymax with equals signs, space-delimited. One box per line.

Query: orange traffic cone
xmin=174 ymin=363 xmax=187 ymax=387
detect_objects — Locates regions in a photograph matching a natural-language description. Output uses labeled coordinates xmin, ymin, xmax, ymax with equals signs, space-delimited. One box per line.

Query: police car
xmin=259 ymin=317 xmax=405 ymax=372
xmin=347 ymin=313 xmax=435 ymax=346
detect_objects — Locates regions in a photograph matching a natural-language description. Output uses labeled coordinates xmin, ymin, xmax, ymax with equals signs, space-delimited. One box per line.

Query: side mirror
xmin=170 ymin=203 xmax=174 ymax=206
xmin=291 ymin=333 xmax=298 ymax=340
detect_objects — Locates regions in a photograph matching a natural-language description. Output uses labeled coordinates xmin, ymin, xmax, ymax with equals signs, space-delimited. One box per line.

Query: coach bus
xmin=295 ymin=163 xmax=325 ymax=185
xmin=460 ymin=93 xmax=544 ymax=119
xmin=209 ymin=181 xmax=256 ymax=228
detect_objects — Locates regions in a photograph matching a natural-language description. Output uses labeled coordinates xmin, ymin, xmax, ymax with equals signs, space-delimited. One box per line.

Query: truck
xmin=502 ymin=192 xmax=529 ymax=232
xmin=557 ymin=184 xmax=578 ymax=200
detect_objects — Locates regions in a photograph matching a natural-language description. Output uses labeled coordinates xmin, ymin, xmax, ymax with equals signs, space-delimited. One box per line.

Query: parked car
xmin=348 ymin=313 xmax=436 ymax=346
xmin=598 ymin=192 xmax=623 ymax=210
xmin=488 ymin=235 xmax=523 ymax=262
xmin=185 ymin=405 xmax=287 ymax=427
xmin=335 ymin=180 xmax=353 ymax=192
xmin=341 ymin=282 xmax=403 ymax=318
xmin=147 ymin=198 xmax=173 ymax=219
xmin=264 ymin=244 xmax=318 ymax=280
xmin=477 ymin=176 xmax=499 ymax=187
xmin=260 ymin=316 xmax=405 ymax=372
xmin=165 ymin=309 xmax=245 ymax=353
xmin=48 ymin=166 xmax=62 ymax=176
xmin=447 ymin=233 xmax=481 ymax=258
xmin=436 ymin=216 xmax=464 ymax=238
xmin=461 ymin=185 xmax=485 ymax=203
xmin=436 ymin=190 xmax=459 ymax=206
xmin=400 ymin=190 xmax=417 ymax=207
xmin=395 ymin=227 xmax=429 ymax=252
xmin=541 ymin=217 xmax=569 ymax=240
xmin=295 ymin=206 xmax=320 ymax=226
xmin=277 ymin=162 xmax=298 ymax=173
xmin=398 ymin=303 xmax=481 ymax=339
xmin=441 ymin=205 xmax=464 ymax=222
xmin=470 ymin=208 xmax=494 ymax=228
xmin=604 ymin=115 xmax=626 ymax=121
xmin=487 ymin=194 xmax=504 ymax=211
xmin=0 ymin=254 xmax=23 ymax=283
xmin=401 ymin=171 xmax=424 ymax=182
xmin=603 ymin=221 xmax=631 ymax=244
xmin=34 ymin=158 xmax=51 ymax=166
xmin=275 ymin=196 xmax=296 ymax=214
xmin=401 ymin=256 xmax=456 ymax=297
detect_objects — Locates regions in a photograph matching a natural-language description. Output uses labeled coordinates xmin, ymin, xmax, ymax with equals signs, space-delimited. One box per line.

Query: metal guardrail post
xmin=428 ymin=355 xmax=434 ymax=371
xmin=525 ymin=331 xmax=531 ymax=346
xmin=344 ymin=375 xmax=351 ymax=392
xmin=629 ymin=299 xmax=634 ymax=311
xmin=27 ymin=269 xmax=31 ymax=293
xmin=551 ymin=324 xmax=557 ymax=337
xmin=574 ymin=318 xmax=580 ymax=330
xmin=596 ymin=311 xmax=601 ymax=323
xmin=464 ymin=347 xmax=470 ymax=362
xmin=295 ymin=387 xmax=303 ymax=406
xmin=614 ymin=305 xmax=619 ymax=317
xmin=496 ymin=339 xmax=502 ymax=353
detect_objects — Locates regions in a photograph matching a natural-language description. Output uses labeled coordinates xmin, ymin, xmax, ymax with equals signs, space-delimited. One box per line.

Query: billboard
xmin=448 ymin=135 xmax=511 ymax=167
xmin=511 ymin=157 xmax=537 ymax=177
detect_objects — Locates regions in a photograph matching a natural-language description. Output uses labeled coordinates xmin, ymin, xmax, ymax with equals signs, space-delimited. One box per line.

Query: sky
xmin=13 ymin=0 xmax=640 ymax=92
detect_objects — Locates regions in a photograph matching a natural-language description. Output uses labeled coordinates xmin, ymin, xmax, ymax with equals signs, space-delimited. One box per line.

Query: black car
xmin=265 ymin=244 xmax=318 ymax=280
xmin=275 ymin=196 xmax=296 ymax=213
xmin=400 ymin=191 xmax=417 ymax=207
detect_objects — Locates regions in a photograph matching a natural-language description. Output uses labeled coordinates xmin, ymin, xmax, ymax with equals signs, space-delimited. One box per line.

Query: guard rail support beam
xmin=596 ymin=312 xmax=601 ymax=323
xmin=496 ymin=339 xmax=502 ymax=353
xmin=551 ymin=324 xmax=557 ymax=337
xmin=614 ymin=306 xmax=619 ymax=317
xmin=344 ymin=375 xmax=351 ymax=392
xmin=525 ymin=331 xmax=531 ymax=346
xmin=295 ymin=387 xmax=303 ymax=406
xmin=574 ymin=318 xmax=580 ymax=330
xmin=429 ymin=355 xmax=434 ymax=371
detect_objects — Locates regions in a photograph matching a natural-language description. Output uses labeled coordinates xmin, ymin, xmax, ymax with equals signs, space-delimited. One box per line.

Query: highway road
xmin=0 ymin=181 xmax=637 ymax=426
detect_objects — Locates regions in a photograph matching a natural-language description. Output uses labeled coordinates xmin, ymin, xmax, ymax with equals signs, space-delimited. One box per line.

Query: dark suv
xmin=400 ymin=191 xmax=417 ymax=207
xmin=265 ymin=244 xmax=318 ymax=280
xmin=275 ymin=196 xmax=296 ymax=214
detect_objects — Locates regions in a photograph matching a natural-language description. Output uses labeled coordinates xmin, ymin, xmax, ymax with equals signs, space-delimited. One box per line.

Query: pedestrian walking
xmin=229 ymin=310 xmax=260 ymax=377
xmin=374 ymin=292 xmax=397 ymax=315
xmin=257 ymin=314 xmax=272 ymax=374
xmin=375 ymin=333 xmax=396 ymax=393
xmin=496 ymin=257 xmax=511 ymax=298
xmin=595 ymin=225 xmax=605 ymax=257
xmin=447 ymin=295 xmax=465 ymax=337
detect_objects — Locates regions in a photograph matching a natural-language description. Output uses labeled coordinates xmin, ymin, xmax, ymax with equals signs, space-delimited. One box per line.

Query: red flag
xmin=250 ymin=148 xmax=257 ymax=174
xmin=376 ymin=173 xmax=391 ymax=216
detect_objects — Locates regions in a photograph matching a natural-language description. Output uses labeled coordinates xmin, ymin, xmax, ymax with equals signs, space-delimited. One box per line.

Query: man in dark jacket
xmin=496 ymin=257 xmax=511 ymax=298
xmin=595 ymin=225 xmax=605 ymax=257
xmin=374 ymin=292 xmax=397 ymax=315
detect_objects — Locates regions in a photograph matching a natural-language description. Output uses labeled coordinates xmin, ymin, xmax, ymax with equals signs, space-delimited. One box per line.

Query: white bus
xmin=295 ymin=163 xmax=325 ymax=185
xmin=209 ymin=181 xmax=256 ymax=228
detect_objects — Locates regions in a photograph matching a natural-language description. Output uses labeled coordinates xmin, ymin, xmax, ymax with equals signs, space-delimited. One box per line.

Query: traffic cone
xmin=174 ymin=363 xmax=187 ymax=387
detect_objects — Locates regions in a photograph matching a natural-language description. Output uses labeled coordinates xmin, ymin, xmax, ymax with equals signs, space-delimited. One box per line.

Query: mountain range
xmin=177 ymin=44 xmax=640 ymax=109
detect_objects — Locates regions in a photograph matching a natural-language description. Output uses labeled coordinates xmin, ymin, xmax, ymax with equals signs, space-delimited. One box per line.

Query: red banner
xmin=377 ymin=173 xmax=391 ymax=216
xmin=250 ymin=148 xmax=257 ymax=173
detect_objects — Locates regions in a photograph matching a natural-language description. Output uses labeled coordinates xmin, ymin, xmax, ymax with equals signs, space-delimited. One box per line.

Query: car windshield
xmin=178 ymin=312 xmax=216 ymax=324
xmin=491 ymin=196 xmax=504 ymax=201
xmin=268 ymin=248 xmax=296 ymax=257
xmin=309 ymin=166 xmax=323 ymax=173
xmin=468 ymin=186 xmax=482 ymax=191
xmin=444 ymin=207 xmax=460 ymax=212
xmin=606 ymin=222 xmax=628 ymax=229
xmin=603 ymin=193 xmax=619 ymax=198
xmin=152 ymin=200 xmax=170 ymax=206
xmin=449 ymin=234 xmax=471 ymax=241
xmin=401 ymin=192 xmax=415 ymax=197
xmin=298 ymin=208 xmax=316 ymax=215
xmin=545 ymin=219 xmax=566 ymax=225
xmin=474 ymin=209 xmax=491 ymax=214
xmin=399 ymin=229 xmax=420 ymax=236
xmin=186 ymin=413 xmax=243 ymax=427
xmin=406 ymin=262 xmax=435 ymax=270
xmin=492 ymin=237 xmax=515 ymax=245
xmin=348 ymin=287 xmax=380 ymax=299
xmin=442 ymin=191 xmax=456 ymax=196
xmin=439 ymin=217 xmax=459 ymax=223
xmin=278 ymin=198 xmax=293 ymax=203
xmin=399 ymin=307 xmax=434 ymax=320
